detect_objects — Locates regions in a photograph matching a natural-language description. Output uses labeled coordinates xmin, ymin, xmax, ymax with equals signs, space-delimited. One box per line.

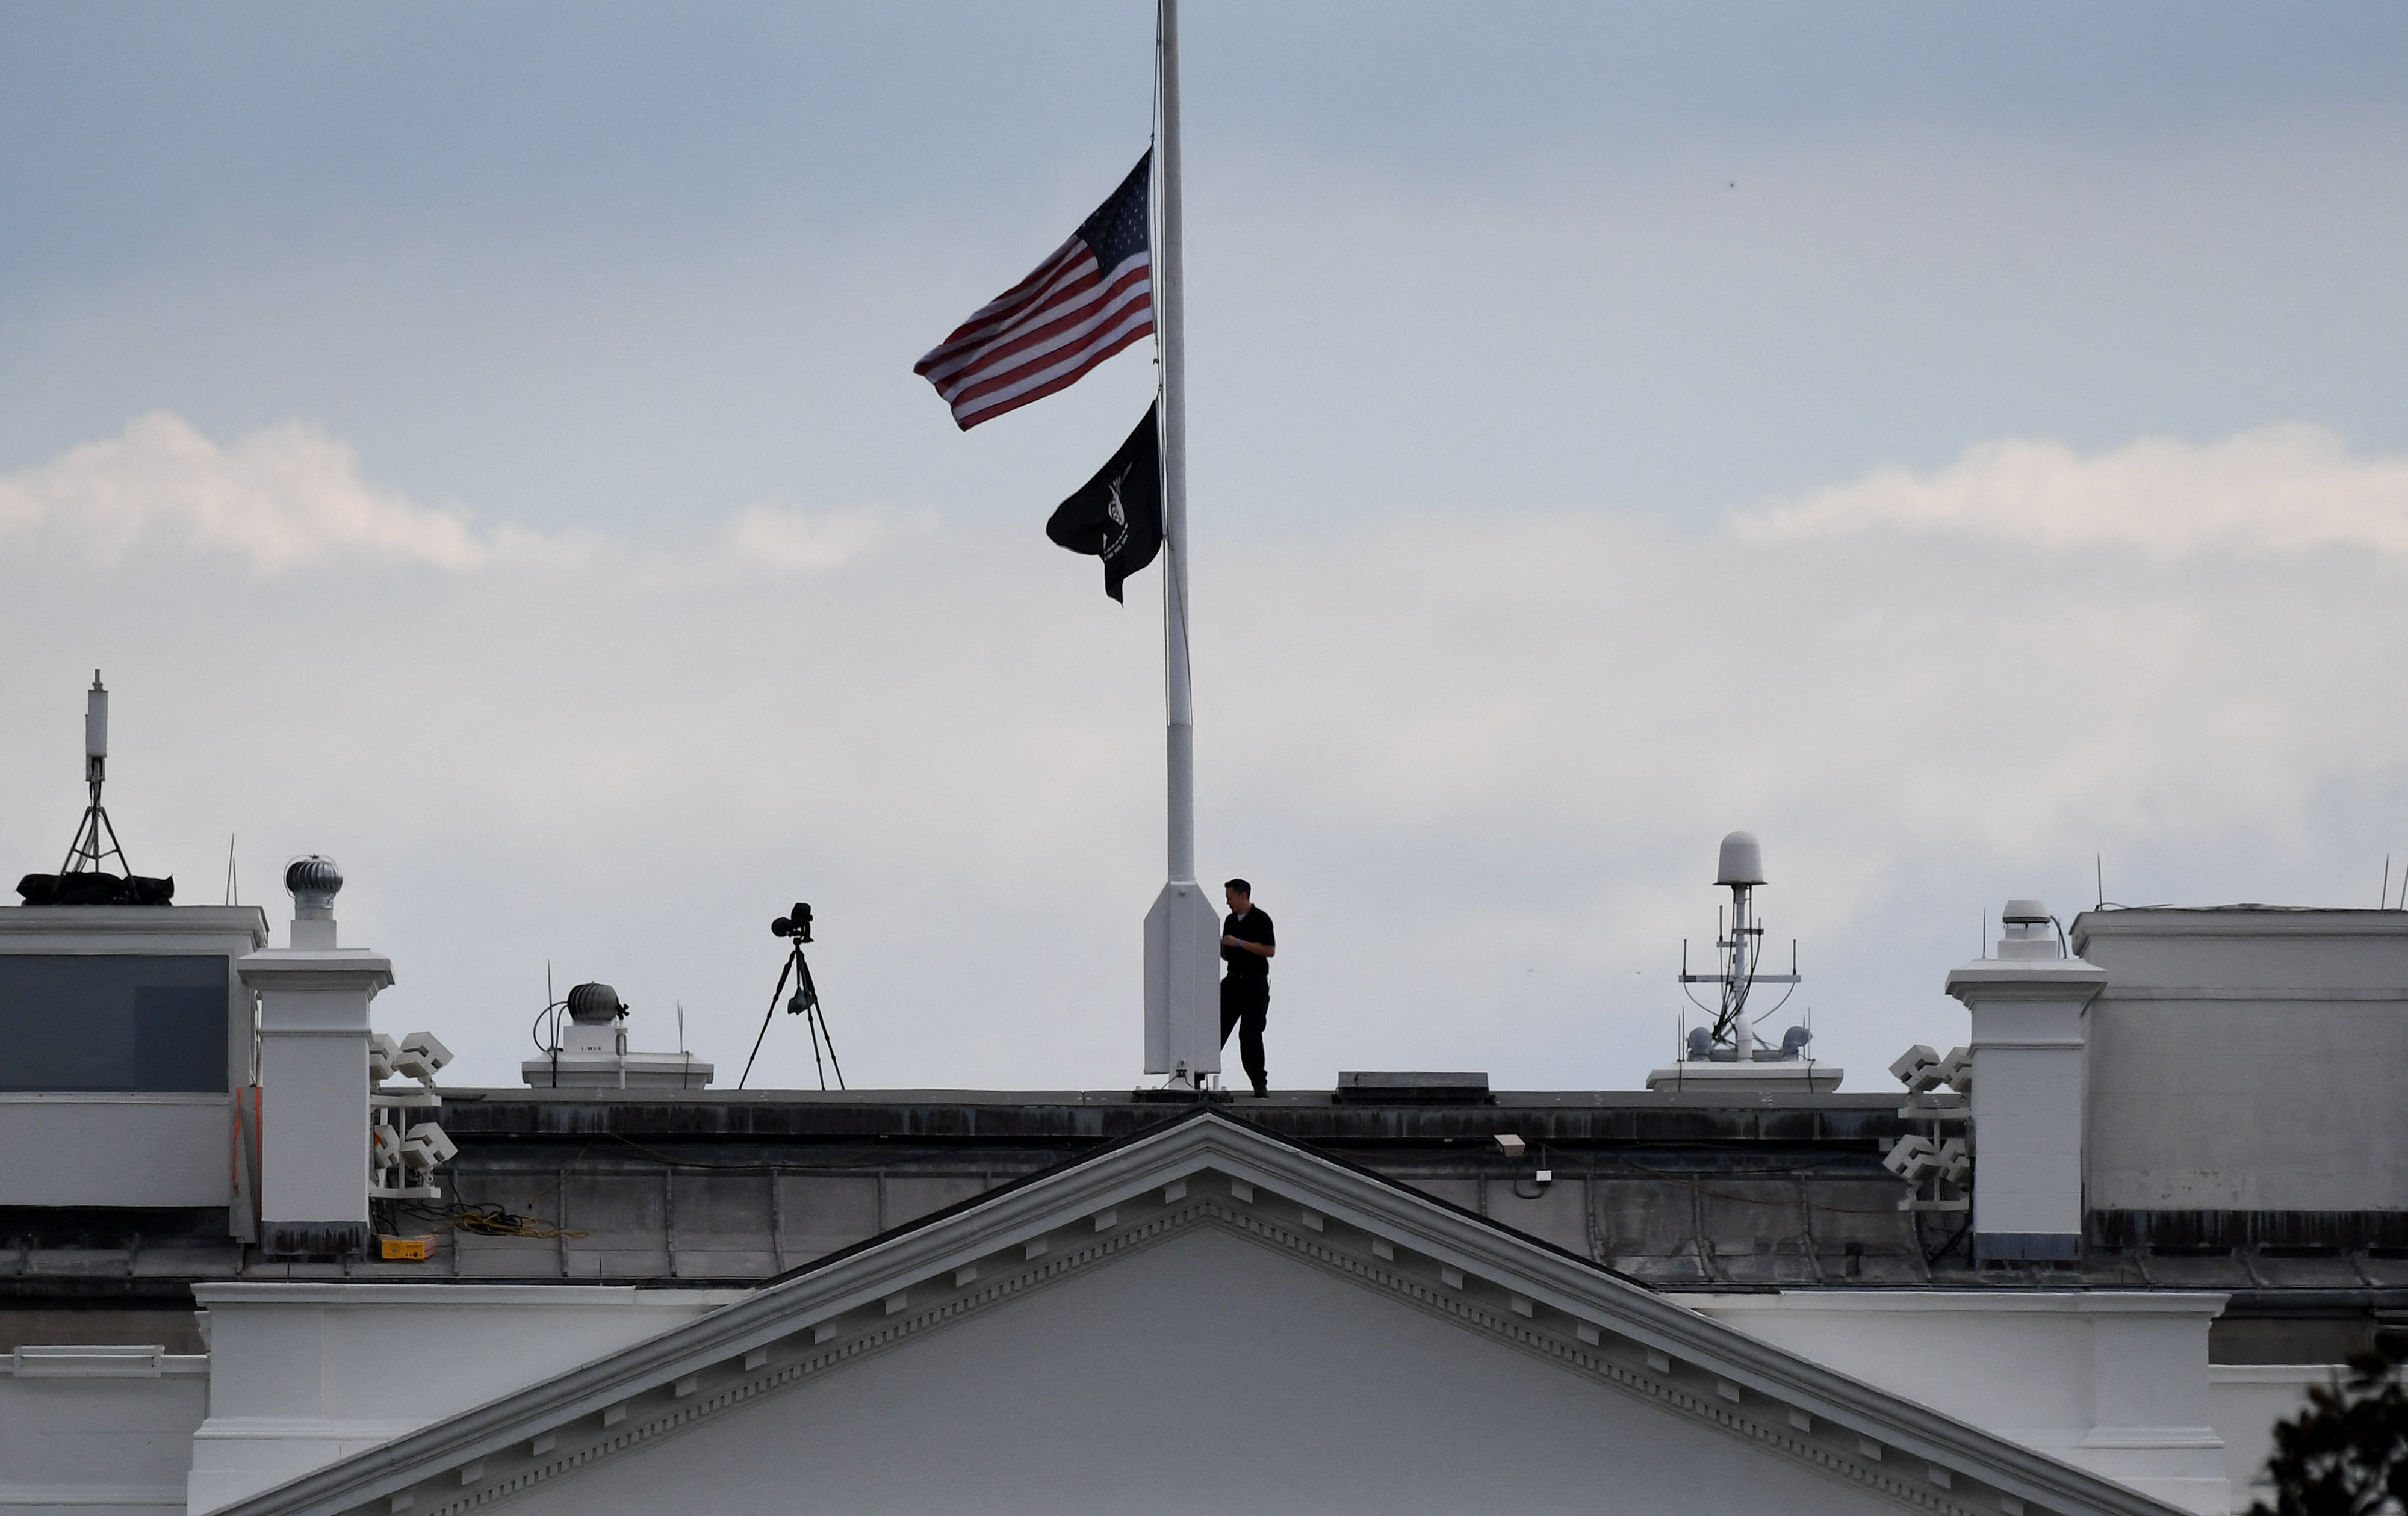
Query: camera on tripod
xmin=742 ymin=899 xmax=841 ymax=1091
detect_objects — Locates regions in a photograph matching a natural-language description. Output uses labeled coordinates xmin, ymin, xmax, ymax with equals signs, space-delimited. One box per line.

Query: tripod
xmin=739 ymin=935 xmax=844 ymax=1091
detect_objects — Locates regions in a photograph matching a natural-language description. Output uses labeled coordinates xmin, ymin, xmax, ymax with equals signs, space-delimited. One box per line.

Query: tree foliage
xmin=2253 ymin=1332 xmax=2408 ymax=1516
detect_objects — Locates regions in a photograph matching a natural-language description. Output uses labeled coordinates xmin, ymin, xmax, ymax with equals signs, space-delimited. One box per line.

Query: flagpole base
xmin=1143 ymin=880 xmax=1221 ymax=1079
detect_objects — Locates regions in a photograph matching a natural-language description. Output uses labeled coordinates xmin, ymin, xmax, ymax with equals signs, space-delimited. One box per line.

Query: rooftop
xmin=8 ymin=1085 xmax=2403 ymax=1367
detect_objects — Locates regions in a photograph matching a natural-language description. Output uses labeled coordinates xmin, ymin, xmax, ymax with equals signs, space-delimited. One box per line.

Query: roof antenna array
xmin=1675 ymin=831 xmax=1802 ymax=1064
xmin=16 ymin=671 xmax=173 ymax=906
xmin=62 ymin=672 xmax=132 ymax=878
xmin=1652 ymin=831 xmax=1840 ymax=1091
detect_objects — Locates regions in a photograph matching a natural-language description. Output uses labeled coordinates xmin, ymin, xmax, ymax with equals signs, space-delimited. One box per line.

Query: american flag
xmin=914 ymin=152 xmax=1153 ymax=430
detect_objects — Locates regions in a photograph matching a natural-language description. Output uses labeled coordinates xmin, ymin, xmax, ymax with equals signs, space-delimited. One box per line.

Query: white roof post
xmin=1945 ymin=899 xmax=2105 ymax=1263
xmin=237 ymin=856 xmax=392 ymax=1258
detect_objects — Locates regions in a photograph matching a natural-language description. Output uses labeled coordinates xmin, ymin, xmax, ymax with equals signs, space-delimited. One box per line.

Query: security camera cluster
xmin=370 ymin=1029 xmax=456 ymax=1201
xmin=1883 ymin=1044 xmax=1973 ymax=1206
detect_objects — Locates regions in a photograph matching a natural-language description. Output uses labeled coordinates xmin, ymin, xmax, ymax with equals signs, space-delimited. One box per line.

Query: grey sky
xmin=3 ymin=3 xmax=2402 ymax=533
xmin=2 ymin=5 xmax=2406 ymax=1090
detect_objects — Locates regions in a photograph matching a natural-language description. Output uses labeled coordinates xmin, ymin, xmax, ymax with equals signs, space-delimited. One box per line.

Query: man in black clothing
xmin=1218 ymin=878 xmax=1275 ymax=1097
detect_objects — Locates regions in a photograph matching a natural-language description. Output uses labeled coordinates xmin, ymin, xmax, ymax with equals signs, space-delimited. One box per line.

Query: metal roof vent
xmin=524 ymin=980 xmax=712 ymax=1089
xmin=282 ymin=855 xmax=344 ymax=948
xmin=285 ymin=856 xmax=342 ymax=913
xmin=566 ymin=982 xmax=627 ymax=1025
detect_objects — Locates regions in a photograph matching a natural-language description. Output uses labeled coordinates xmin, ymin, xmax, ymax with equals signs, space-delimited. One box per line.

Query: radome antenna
xmin=1676 ymin=831 xmax=1802 ymax=1063
xmin=60 ymin=671 xmax=134 ymax=878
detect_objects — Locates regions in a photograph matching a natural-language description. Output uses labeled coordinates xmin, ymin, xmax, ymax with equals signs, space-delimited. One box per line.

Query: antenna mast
xmin=60 ymin=671 xmax=133 ymax=877
xmin=1676 ymin=831 xmax=1801 ymax=1060
xmin=1652 ymin=832 xmax=1840 ymax=1092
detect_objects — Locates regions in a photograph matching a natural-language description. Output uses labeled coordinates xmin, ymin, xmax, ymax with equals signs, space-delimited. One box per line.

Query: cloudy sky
xmin=3 ymin=3 xmax=2405 ymax=1092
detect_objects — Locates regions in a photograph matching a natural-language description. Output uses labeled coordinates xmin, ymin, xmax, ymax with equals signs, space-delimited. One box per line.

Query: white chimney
xmin=1944 ymin=899 xmax=2105 ymax=1262
xmin=237 ymin=856 xmax=392 ymax=1257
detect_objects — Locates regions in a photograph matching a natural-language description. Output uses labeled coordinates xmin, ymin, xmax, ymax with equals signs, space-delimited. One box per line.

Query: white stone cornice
xmin=1944 ymin=959 xmax=2108 ymax=1002
xmin=238 ymin=950 xmax=394 ymax=994
xmin=208 ymin=1110 xmax=2193 ymax=1516
xmin=0 ymin=903 xmax=268 ymax=948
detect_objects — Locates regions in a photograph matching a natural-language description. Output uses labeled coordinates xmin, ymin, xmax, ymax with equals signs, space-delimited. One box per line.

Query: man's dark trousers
xmin=1220 ymin=976 xmax=1268 ymax=1093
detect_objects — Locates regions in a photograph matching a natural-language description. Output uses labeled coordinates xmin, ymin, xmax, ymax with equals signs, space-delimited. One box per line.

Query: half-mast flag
xmin=1046 ymin=404 xmax=1162 ymax=602
xmin=914 ymin=153 xmax=1153 ymax=430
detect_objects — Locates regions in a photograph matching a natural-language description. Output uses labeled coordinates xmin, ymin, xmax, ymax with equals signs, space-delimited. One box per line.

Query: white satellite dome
xmin=1716 ymin=831 xmax=1766 ymax=888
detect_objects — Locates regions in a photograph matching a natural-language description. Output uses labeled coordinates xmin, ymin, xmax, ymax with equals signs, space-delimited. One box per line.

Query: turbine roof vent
xmin=285 ymin=856 xmax=343 ymax=912
xmin=566 ymin=982 xmax=628 ymax=1026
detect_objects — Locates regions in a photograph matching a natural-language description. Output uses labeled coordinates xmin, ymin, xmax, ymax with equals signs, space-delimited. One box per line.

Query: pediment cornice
xmin=218 ymin=1110 xmax=2185 ymax=1516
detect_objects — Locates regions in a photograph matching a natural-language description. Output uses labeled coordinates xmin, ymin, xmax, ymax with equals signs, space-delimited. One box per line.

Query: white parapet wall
xmin=0 ymin=905 xmax=268 ymax=1219
xmin=0 ymin=1347 xmax=211 ymax=1516
xmin=0 ymin=1092 xmax=234 ymax=1208
xmin=1679 ymin=1289 xmax=2233 ymax=1515
xmin=2071 ymin=908 xmax=2408 ymax=1213
xmin=2209 ymin=1364 xmax=2334 ymax=1514
xmin=187 ymin=1282 xmax=751 ymax=1514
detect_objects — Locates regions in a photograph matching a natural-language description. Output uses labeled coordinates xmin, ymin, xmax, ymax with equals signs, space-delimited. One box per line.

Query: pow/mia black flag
xmin=1045 ymin=403 xmax=1162 ymax=602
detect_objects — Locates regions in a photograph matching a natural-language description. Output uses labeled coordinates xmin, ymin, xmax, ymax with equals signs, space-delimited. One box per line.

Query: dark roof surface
xmin=8 ymin=1087 xmax=2405 ymax=1358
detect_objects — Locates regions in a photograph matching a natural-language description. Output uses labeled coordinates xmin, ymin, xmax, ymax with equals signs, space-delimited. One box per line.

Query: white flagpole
xmin=1159 ymin=0 xmax=1193 ymax=887
xmin=1141 ymin=0 xmax=1220 ymax=1087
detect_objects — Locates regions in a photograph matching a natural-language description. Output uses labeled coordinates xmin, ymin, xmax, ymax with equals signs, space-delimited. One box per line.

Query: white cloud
xmin=4 ymin=415 xmax=2406 ymax=1097
xmin=0 ymin=412 xmax=502 ymax=569
xmin=0 ymin=412 xmax=925 ymax=583
xmin=1733 ymin=423 xmax=2408 ymax=555
xmin=714 ymin=502 xmax=931 ymax=577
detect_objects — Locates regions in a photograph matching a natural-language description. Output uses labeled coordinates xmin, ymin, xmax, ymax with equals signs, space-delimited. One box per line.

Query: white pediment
xmin=216 ymin=1110 xmax=2183 ymax=1516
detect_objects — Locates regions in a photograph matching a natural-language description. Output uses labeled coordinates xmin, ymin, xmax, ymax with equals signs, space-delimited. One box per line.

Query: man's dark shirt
xmin=1222 ymin=907 xmax=1274 ymax=982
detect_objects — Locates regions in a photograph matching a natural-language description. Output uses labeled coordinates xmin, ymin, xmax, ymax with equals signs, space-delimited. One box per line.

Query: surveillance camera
xmin=1888 ymin=1045 xmax=1940 ymax=1089
xmin=396 ymin=1032 xmax=453 ymax=1087
xmin=1935 ymin=1047 xmax=1973 ymax=1094
xmin=399 ymin=1121 xmax=458 ymax=1172
xmin=368 ymin=1032 xmax=399 ymax=1084
xmin=1495 ymin=1134 xmax=1526 ymax=1157
xmin=1882 ymin=1134 xmax=1941 ymax=1185
xmin=1937 ymin=1137 xmax=1972 ymax=1187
